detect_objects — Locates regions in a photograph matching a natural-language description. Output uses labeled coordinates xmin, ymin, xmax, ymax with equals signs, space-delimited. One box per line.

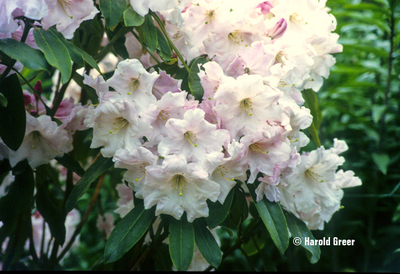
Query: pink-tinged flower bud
xmin=23 ymin=93 xmax=33 ymax=107
xmin=268 ymin=18 xmax=287 ymax=40
xmin=33 ymin=80 xmax=42 ymax=100
xmin=256 ymin=1 xmax=273 ymax=15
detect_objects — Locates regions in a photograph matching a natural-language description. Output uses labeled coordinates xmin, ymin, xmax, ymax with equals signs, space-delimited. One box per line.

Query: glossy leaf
xmin=193 ymin=218 xmax=222 ymax=268
xmin=188 ymin=56 xmax=208 ymax=101
xmin=206 ymin=188 xmax=234 ymax=229
xmin=65 ymin=156 xmax=113 ymax=212
xmin=0 ymin=38 xmax=50 ymax=73
xmin=247 ymin=183 xmax=289 ymax=254
xmin=169 ymin=214 xmax=195 ymax=271
xmin=33 ymin=27 xmax=72 ymax=84
xmin=156 ymin=28 xmax=172 ymax=62
xmin=0 ymin=74 xmax=26 ymax=151
xmin=55 ymin=153 xmax=85 ymax=177
xmin=301 ymin=89 xmax=322 ymax=147
xmin=123 ymin=6 xmax=145 ymax=27
xmin=285 ymin=211 xmax=321 ymax=264
xmin=99 ymin=0 xmax=127 ymax=29
xmin=372 ymin=153 xmax=390 ymax=175
xmin=142 ymin=15 xmax=158 ymax=52
xmin=104 ymin=203 xmax=155 ymax=264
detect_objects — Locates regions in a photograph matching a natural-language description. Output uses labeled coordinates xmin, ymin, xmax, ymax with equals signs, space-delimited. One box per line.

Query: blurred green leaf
xmin=372 ymin=153 xmax=390 ymax=175
xmin=0 ymin=93 xmax=7 ymax=107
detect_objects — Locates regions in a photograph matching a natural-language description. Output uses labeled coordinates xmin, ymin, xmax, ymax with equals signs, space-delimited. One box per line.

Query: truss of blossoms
xmin=0 ymin=0 xmax=362 ymax=271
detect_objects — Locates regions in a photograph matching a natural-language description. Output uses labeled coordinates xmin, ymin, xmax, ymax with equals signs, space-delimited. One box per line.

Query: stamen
xmin=30 ymin=131 xmax=41 ymax=149
xmin=184 ymin=131 xmax=198 ymax=147
xmin=305 ymin=168 xmax=324 ymax=183
xmin=216 ymin=166 xmax=235 ymax=181
xmin=158 ymin=110 xmax=169 ymax=122
xmin=109 ymin=117 xmax=129 ymax=134
xmin=205 ymin=10 xmax=215 ymax=24
xmin=239 ymin=98 xmax=253 ymax=116
xmin=174 ymin=174 xmax=185 ymax=196
xmin=58 ymin=0 xmax=73 ymax=19
xmin=289 ymin=12 xmax=307 ymax=25
xmin=128 ymin=78 xmax=140 ymax=95
xmin=249 ymin=143 xmax=269 ymax=154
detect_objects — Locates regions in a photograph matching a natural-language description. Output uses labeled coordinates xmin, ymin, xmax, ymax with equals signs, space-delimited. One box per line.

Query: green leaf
xmin=35 ymin=165 xmax=66 ymax=245
xmin=155 ymin=28 xmax=172 ymax=62
xmin=169 ymin=214 xmax=195 ymax=271
xmin=206 ymin=188 xmax=234 ymax=229
xmin=33 ymin=27 xmax=72 ymax=84
xmin=55 ymin=153 xmax=85 ymax=177
xmin=188 ymin=56 xmax=208 ymax=101
xmin=142 ymin=15 xmax=158 ymax=52
xmin=99 ymin=0 xmax=127 ymax=29
xmin=0 ymin=162 xmax=34 ymax=224
xmin=0 ymin=39 xmax=50 ymax=73
xmin=372 ymin=153 xmax=390 ymax=175
xmin=0 ymin=74 xmax=26 ymax=151
xmin=104 ymin=203 xmax=155 ymax=264
xmin=0 ymin=93 xmax=7 ymax=107
xmin=301 ymin=89 xmax=322 ymax=147
xmin=193 ymin=218 xmax=222 ymax=268
xmin=65 ymin=156 xmax=113 ymax=212
xmin=221 ymin=186 xmax=248 ymax=233
xmin=74 ymin=47 xmax=102 ymax=74
xmin=285 ymin=211 xmax=321 ymax=264
xmin=123 ymin=6 xmax=145 ymax=27
xmin=247 ymin=183 xmax=289 ymax=254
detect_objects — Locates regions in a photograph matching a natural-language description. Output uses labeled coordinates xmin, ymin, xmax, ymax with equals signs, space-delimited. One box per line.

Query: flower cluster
xmin=79 ymin=0 xmax=361 ymax=228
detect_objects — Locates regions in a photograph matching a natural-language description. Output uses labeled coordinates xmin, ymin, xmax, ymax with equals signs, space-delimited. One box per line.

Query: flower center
xmin=109 ymin=117 xmax=129 ymax=134
xmin=29 ymin=130 xmax=41 ymax=149
xmin=127 ymin=78 xmax=140 ymax=95
xmin=205 ymin=10 xmax=215 ymax=24
xmin=249 ymin=143 xmax=269 ymax=154
xmin=184 ymin=131 xmax=198 ymax=147
xmin=239 ymin=98 xmax=253 ymax=116
xmin=305 ymin=167 xmax=325 ymax=183
xmin=289 ymin=12 xmax=307 ymax=25
xmin=216 ymin=166 xmax=235 ymax=181
xmin=58 ymin=0 xmax=73 ymax=19
xmin=275 ymin=51 xmax=288 ymax=65
xmin=173 ymin=174 xmax=186 ymax=196
xmin=157 ymin=110 xmax=169 ymax=122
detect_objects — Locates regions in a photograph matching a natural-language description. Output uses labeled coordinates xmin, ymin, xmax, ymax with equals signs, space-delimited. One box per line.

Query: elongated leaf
xmin=247 ymin=183 xmax=289 ymax=254
xmin=372 ymin=153 xmax=390 ymax=175
xmin=0 ymin=93 xmax=7 ymax=107
xmin=206 ymin=188 xmax=234 ymax=229
xmin=301 ymin=89 xmax=322 ymax=147
xmin=142 ymin=15 xmax=158 ymax=52
xmin=0 ymin=74 xmax=26 ymax=151
xmin=0 ymin=39 xmax=50 ymax=73
xmin=35 ymin=164 xmax=66 ymax=245
xmin=33 ymin=27 xmax=72 ymax=84
xmin=0 ymin=162 xmax=34 ymax=224
xmin=156 ymin=28 xmax=172 ymax=62
xmin=55 ymin=153 xmax=85 ymax=177
xmin=99 ymin=0 xmax=126 ymax=29
xmin=193 ymin=218 xmax=222 ymax=268
xmin=188 ymin=57 xmax=208 ymax=101
xmin=74 ymin=47 xmax=102 ymax=74
xmin=104 ymin=203 xmax=155 ymax=263
xmin=169 ymin=214 xmax=195 ymax=271
xmin=285 ymin=211 xmax=321 ymax=264
xmin=65 ymin=156 xmax=113 ymax=212
xmin=123 ymin=6 xmax=145 ymax=27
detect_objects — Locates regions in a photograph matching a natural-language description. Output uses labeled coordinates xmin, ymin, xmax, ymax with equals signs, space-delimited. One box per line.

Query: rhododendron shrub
xmin=0 ymin=0 xmax=361 ymax=271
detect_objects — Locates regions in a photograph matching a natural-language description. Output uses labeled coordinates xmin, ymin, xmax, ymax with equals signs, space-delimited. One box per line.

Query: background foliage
xmin=0 ymin=0 xmax=399 ymax=271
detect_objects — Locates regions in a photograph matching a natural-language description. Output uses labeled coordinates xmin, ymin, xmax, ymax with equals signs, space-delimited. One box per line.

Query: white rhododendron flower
xmin=143 ymin=154 xmax=220 ymax=222
xmin=8 ymin=113 xmax=73 ymax=169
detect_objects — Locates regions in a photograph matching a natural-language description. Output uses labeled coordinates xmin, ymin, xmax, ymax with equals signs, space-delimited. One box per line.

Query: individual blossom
xmin=129 ymin=0 xmax=191 ymax=17
xmin=158 ymin=108 xmax=229 ymax=163
xmin=142 ymin=154 xmax=220 ymax=222
xmin=106 ymin=59 xmax=159 ymax=113
xmin=279 ymin=139 xmax=362 ymax=230
xmin=113 ymin=147 xmax=158 ymax=199
xmin=41 ymin=0 xmax=99 ymax=39
xmin=89 ymin=99 xmax=151 ymax=158
xmin=7 ymin=113 xmax=73 ymax=169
